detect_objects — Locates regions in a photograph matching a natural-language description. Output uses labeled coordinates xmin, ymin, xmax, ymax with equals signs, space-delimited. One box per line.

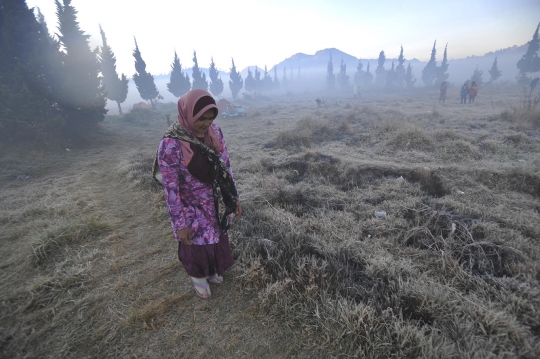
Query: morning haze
xmin=1 ymin=0 xmax=540 ymax=357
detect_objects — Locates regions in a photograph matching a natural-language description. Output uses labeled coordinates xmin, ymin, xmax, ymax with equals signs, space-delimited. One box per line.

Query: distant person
xmin=460 ymin=82 xmax=469 ymax=104
xmin=353 ymin=85 xmax=358 ymax=99
xmin=156 ymin=89 xmax=242 ymax=299
xmin=469 ymin=81 xmax=478 ymax=103
xmin=439 ymin=81 xmax=447 ymax=103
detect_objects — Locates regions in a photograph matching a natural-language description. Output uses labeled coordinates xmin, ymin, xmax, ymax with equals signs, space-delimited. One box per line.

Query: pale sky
xmin=26 ymin=0 xmax=540 ymax=76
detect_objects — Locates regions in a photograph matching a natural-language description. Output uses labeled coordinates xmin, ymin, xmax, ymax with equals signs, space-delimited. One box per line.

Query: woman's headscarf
xmin=177 ymin=89 xmax=221 ymax=165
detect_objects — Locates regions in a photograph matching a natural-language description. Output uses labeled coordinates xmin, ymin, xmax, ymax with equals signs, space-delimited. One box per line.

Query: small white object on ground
xmin=375 ymin=211 xmax=386 ymax=219
xmin=456 ymin=190 xmax=465 ymax=194
xmin=451 ymin=223 xmax=456 ymax=233
xmin=397 ymin=176 xmax=405 ymax=181
xmin=66 ymin=148 xmax=71 ymax=151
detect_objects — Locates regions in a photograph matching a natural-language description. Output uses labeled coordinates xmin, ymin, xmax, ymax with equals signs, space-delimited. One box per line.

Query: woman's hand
xmin=176 ymin=227 xmax=192 ymax=245
xmin=235 ymin=202 xmax=243 ymax=218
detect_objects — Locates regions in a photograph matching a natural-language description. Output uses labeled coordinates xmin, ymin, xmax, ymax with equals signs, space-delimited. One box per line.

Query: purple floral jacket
xmin=157 ymin=124 xmax=235 ymax=245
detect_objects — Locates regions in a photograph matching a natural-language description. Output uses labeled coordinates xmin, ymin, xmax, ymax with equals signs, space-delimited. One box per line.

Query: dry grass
xmin=1 ymin=84 xmax=539 ymax=358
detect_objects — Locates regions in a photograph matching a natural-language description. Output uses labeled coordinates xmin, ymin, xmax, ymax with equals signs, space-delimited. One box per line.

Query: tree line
xmin=1 ymin=0 xmax=539 ymax=140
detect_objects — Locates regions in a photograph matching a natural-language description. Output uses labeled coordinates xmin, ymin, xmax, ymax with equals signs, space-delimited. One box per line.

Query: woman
xmin=157 ymin=89 xmax=242 ymax=299
xmin=469 ymin=81 xmax=478 ymax=103
xmin=460 ymin=82 xmax=469 ymax=104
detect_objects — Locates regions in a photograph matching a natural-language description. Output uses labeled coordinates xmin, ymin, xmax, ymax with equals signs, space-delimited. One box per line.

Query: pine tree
xmin=375 ymin=51 xmax=386 ymax=87
xmin=167 ymin=51 xmax=191 ymax=98
xmin=297 ymin=66 xmax=301 ymax=82
xmin=35 ymin=7 xmax=55 ymax=45
xmin=470 ymin=66 xmax=484 ymax=87
xmin=132 ymin=38 xmax=159 ymax=107
xmin=488 ymin=57 xmax=502 ymax=83
xmin=55 ymin=0 xmax=107 ymax=129
xmin=254 ymin=67 xmax=262 ymax=93
xmin=99 ymin=25 xmax=128 ymax=114
xmin=191 ymin=51 xmax=208 ymax=90
xmin=395 ymin=46 xmax=406 ymax=89
xmin=262 ymin=65 xmax=273 ymax=92
xmin=290 ymin=67 xmax=294 ymax=84
xmin=517 ymin=23 xmax=540 ymax=82
xmin=228 ymin=58 xmax=243 ymax=100
xmin=244 ymin=67 xmax=255 ymax=93
xmin=364 ymin=63 xmax=373 ymax=87
xmin=385 ymin=61 xmax=395 ymax=90
xmin=208 ymin=57 xmax=224 ymax=97
xmin=0 ymin=0 xmax=64 ymax=139
xmin=282 ymin=67 xmax=288 ymax=89
xmin=354 ymin=60 xmax=363 ymax=87
xmin=436 ymin=44 xmax=449 ymax=85
xmin=327 ymin=53 xmax=335 ymax=90
xmin=422 ymin=41 xmax=438 ymax=87
xmin=337 ymin=58 xmax=349 ymax=90
xmin=405 ymin=63 xmax=416 ymax=90
xmin=273 ymin=67 xmax=280 ymax=90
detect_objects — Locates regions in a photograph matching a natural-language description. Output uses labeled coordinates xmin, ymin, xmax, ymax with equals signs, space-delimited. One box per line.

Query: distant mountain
xmin=270 ymin=47 xmax=423 ymax=72
xmin=268 ymin=44 xmax=526 ymax=85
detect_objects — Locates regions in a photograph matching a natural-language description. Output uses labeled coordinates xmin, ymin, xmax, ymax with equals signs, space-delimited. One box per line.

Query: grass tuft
xmin=31 ymin=221 xmax=111 ymax=266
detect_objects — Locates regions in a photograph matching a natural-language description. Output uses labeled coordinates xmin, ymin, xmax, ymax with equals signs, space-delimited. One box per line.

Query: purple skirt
xmin=178 ymin=233 xmax=234 ymax=278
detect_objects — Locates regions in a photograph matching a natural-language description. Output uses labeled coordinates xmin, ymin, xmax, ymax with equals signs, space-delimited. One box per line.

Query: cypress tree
xmin=55 ymin=0 xmax=107 ymax=129
xmin=273 ymin=67 xmax=280 ymax=90
xmin=167 ymin=51 xmax=191 ymax=98
xmin=375 ymin=51 xmax=386 ymax=87
xmin=290 ymin=66 xmax=294 ymax=84
xmin=405 ymin=63 xmax=416 ymax=90
xmin=395 ymin=46 xmax=406 ymax=89
xmin=327 ymin=53 xmax=335 ymax=90
xmin=262 ymin=65 xmax=273 ymax=92
xmin=436 ymin=44 xmax=449 ymax=85
xmin=470 ymin=66 xmax=484 ymax=87
xmin=228 ymin=58 xmax=243 ymax=100
xmin=517 ymin=23 xmax=540 ymax=83
xmin=488 ymin=57 xmax=502 ymax=83
xmin=0 ymin=0 xmax=64 ymax=139
xmin=35 ymin=7 xmax=55 ymax=45
xmin=337 ymin=58 xmax=349 ymax=90
xmin=132 ymin=38 xmax=159 ymax=107
xmin=254 ymin=66 xmax=261 ymax=93
xmin=422 ymin=41 xmax=438 ymax=87
xmin=385 ymin=61 xmax=395 ymax=90
xmin=244 ymin=67 xmax=255 ymax=93
xmin=354 ymin=59 xmax=363 ymax=87
xmin=99 ymin=25 xmax=128 ymax=114
xmin=191 ymin=51 xmax=208 ymax=90
xmin=364 ymin=63 xmax=373 ymax=87
xmin=208 ymin=57 xmax=224 ymax=97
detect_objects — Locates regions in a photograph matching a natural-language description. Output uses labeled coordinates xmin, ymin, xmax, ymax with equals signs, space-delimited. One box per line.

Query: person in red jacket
xmin=469 ymin=81 xmax=478 ymax=103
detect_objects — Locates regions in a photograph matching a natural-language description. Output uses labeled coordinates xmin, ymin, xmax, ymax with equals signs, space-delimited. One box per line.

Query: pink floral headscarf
xmin=177 ymin=89 xmax=221 ymax=165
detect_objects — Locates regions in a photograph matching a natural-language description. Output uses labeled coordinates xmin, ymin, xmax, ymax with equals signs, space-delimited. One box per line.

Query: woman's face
xmin=193 ymin=109 xmax=216 ymax=135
